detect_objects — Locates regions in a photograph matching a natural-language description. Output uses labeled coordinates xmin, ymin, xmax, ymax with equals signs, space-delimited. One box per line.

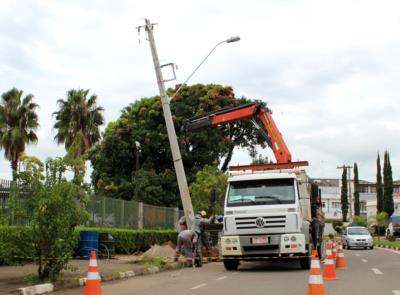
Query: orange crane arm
xmin=184 ymin=103 xmax=304 ymax=168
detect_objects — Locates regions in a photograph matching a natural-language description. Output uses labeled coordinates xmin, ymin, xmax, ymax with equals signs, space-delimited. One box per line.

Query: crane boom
xmin=184 ymin=103 xmax=308 ymax=170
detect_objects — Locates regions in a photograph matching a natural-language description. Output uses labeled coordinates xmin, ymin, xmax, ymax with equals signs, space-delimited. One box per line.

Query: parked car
xmin=342 ymin=226 xmax=374 ymax=250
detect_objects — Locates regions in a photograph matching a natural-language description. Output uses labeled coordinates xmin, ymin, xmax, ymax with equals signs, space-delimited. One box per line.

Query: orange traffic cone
xmin=332 ymin=241 xmax=337 ymax=260
xmin=336 ymin=242 xmax=347 ymax=270
xmin=84 ymin=251 xmax=102 ymax=295
xmin=324 ymin=240 xmax=332 ymax=261
xmin=323 ymin=242 xmax=337 ymax=280
xmin=307 ymin=249 xmax=326 ymax=295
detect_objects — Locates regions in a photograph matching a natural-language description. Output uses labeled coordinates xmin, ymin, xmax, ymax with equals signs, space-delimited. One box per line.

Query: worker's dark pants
xmin=200 ymin=232 xmax=211 ymax=255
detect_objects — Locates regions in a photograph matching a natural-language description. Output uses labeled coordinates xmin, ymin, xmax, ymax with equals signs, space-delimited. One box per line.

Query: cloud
xmin=0 ymin=0 xmax=399 ymax=184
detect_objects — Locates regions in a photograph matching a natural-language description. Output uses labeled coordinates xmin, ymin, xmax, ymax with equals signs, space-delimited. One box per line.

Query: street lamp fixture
xmin=170 ymin=36 xmax=241 ymax=100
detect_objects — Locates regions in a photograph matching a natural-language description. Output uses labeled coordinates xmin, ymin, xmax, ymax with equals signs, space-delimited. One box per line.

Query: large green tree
xmin=90 ymin=84 xmax=267 ymax=205
xmin=376 ymin=153 xmax=383 ymax=213
xmin=383 ymin=150 xmax=394 ymax=217
xmin=53 ymin=89 xmax=104 ymax=157
xmin=353 ymin=162 xmax=360 ymax=216
xmin=0 ymin=88 xmax=39 ymax=180
xmin=341 ymin=168 xmax=349 ymax=222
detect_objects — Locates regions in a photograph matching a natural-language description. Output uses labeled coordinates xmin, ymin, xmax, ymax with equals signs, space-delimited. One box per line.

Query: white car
xmin=342 ymin=226 xmax=374 ymax=250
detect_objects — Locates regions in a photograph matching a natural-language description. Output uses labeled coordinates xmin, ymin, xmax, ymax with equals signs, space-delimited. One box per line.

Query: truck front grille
xmin=243 ymin=245 xmax=279 ymax=252
xmin=235 ymin=216 xmax=286 ymax=230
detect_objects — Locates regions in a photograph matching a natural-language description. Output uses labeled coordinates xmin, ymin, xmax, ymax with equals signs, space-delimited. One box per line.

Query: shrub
xmin=334 ymin=225 xmax=343 ymax=234
xmin=351 ymin=216 xmax=367 ymax=227
xmin=9 ymin=157 xmax=89 ymax=282
xmin=332 ymin=220 xmax=343 ymax=229
xmin=77 ymin=227 xmax=177 ymax=254
xmin=0 ymin=226 xmax=34 ymax=265
xmin=0 ymin=225 xmax=177 ymax=265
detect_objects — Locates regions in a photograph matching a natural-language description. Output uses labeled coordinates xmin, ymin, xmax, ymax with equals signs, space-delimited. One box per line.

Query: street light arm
xmin=169 ymin=36 xmax=240 ymax=101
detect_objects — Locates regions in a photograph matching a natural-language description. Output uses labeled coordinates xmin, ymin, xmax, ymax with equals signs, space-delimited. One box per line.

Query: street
xmin=54 ymin=247 xmax=400 ymax=295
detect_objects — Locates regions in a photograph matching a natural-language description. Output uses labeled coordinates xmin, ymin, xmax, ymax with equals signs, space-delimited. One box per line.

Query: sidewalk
xmin=0 ymin=254 xmax=182 ymax=294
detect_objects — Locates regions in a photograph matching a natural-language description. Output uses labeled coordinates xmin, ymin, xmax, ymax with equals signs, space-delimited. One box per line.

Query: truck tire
xmin=300 ymin=256 xmax=311 ymax=270
xmin=223 ymin=259 xmax=239 ymax=271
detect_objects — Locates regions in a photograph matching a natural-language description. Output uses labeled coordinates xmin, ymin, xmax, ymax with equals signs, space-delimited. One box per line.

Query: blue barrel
xmin=77 ymin=231 xmax=99 ymax=258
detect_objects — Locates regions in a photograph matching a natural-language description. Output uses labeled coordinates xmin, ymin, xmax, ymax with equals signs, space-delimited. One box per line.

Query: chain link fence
xmin=86 ymin=195 xmax=181 ymax=230
xmin=1 ymin=179 xmax=182 ymax=230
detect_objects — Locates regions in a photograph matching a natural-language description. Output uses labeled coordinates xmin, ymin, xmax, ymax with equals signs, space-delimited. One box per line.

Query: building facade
xmin=313 ymin=178 xmax=400 ymax=220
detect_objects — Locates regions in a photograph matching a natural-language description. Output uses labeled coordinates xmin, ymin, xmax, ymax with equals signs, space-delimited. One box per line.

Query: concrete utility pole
xmin=337 ymin=165 xmax=353 ymax=220
xmin=142 ymin=19 xmax=195 ymax=229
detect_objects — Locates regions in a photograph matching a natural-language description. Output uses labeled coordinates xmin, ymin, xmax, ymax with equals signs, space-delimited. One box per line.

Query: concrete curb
xmin=18 ymin=283 xmax=54 ymax=295
xmin=15 ymin=262 xmax=183 ymax=295
xmin=375 ymin=244 xmax=400 ymax=251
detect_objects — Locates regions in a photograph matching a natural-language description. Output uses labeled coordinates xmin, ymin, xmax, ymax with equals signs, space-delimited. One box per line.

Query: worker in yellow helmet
xmin=195 ymin=210 xmax=211 ymax=260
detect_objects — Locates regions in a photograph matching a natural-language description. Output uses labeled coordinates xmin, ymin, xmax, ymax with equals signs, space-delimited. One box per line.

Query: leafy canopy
xmin=189 ymin=165 xmax=228 ymax=215
xmin=53 ymin=89 xmax=104 ymax=157
xmin=90 ymin=84 xmax=268 ymax=206
xmin=0 ymin=88 xmax=39 ymax=178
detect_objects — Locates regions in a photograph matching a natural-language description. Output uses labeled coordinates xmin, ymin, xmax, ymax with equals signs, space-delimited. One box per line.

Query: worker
xmin=175 ymin=216 xmax=197 ymax=267
xmin=195 ymin=210 xmax=211 ymax=259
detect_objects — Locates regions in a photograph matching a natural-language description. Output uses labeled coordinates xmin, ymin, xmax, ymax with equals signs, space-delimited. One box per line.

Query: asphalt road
xmin=54 ymin=247 xmax=400 ymax=295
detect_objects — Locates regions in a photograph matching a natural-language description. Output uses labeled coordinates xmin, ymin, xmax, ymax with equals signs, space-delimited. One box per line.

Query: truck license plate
xmin=252 ymin=236 xmax=268 ymax=244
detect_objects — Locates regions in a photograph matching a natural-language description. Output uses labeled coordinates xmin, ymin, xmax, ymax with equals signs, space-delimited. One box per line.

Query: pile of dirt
xmin=142 ymin=244 xmax=176 ymax=259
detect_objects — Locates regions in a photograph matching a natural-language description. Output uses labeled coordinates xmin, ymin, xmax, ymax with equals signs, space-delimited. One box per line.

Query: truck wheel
xmin=223 ymin=259 xmax=239 ymax=271
xmin=300 ymin=256 xmax=311 ymax=270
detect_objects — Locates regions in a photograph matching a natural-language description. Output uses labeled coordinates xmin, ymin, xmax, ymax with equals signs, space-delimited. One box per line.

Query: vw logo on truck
xmin=255 ymin=217 xmax=265 ymax=228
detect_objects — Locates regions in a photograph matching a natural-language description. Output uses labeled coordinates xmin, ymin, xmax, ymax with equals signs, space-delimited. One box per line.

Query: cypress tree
xmin=341 ymin=168 xmax=349 ymax=222
xmin=354 ymin=163 xmax=360 ymax=216
xmin=376 ymin=153 xmax=383 ymax=213
xmin=383 ymin=151 xmax=394 ymax=217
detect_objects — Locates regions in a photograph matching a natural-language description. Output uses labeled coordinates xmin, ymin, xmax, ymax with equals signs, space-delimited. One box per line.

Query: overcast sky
xmin=1 ymin=0 xmax=399 ymax=182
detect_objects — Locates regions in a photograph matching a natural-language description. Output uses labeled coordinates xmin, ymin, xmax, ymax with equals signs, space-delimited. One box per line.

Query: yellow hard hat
xmin=201 ymin=210 xmax=207 ymax=217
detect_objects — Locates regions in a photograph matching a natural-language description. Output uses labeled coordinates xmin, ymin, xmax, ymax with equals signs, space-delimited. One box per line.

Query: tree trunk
xmin=221 ymin=144 xmax=235 ymax=172
xmin=11 ymin=158 xmax=18 ymax=181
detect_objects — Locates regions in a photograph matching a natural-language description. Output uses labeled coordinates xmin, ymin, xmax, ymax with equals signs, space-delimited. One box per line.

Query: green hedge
xmin=0 ymin=226 xmax=35 ymax=265
xmin=0 ymin=226 xmax=177 ymax=265
xmin=77 ymin=227 xmax=177 ymax=254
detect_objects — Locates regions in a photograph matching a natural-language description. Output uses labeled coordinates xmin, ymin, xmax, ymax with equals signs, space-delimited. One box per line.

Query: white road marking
xmin=191 ymin=283 xmax=207 ymax=290
xmin=356 ymin=254 xmax=360 ymax=257
xmin=392 ymin=291 xmax=400 ymax=295
xmin=216 ymin=276 xmax=227 ymax=281
xmin=372 ymin=268 xmax=383 ymax=275
xmin=361 ymin=259 xmax=368 ymax=263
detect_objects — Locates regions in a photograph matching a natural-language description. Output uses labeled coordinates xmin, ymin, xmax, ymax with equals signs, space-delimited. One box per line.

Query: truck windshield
xmin=227 ymin=178 xmax=295 ymax=207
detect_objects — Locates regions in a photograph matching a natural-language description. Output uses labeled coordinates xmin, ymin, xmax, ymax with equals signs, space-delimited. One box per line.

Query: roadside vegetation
xmin=374 ymin=238 xmax=400 ymax=249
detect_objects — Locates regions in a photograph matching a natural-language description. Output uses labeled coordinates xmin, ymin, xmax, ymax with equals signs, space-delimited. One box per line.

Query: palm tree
xmin=0 ymin=88 xmax=39 ymax=180
xmin=53 ymin=89 xmax=104 ymax=157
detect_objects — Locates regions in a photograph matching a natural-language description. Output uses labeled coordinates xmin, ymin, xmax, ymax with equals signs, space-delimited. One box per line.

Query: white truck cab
xmin=221 ymin=169 xmax=312 ymax=270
